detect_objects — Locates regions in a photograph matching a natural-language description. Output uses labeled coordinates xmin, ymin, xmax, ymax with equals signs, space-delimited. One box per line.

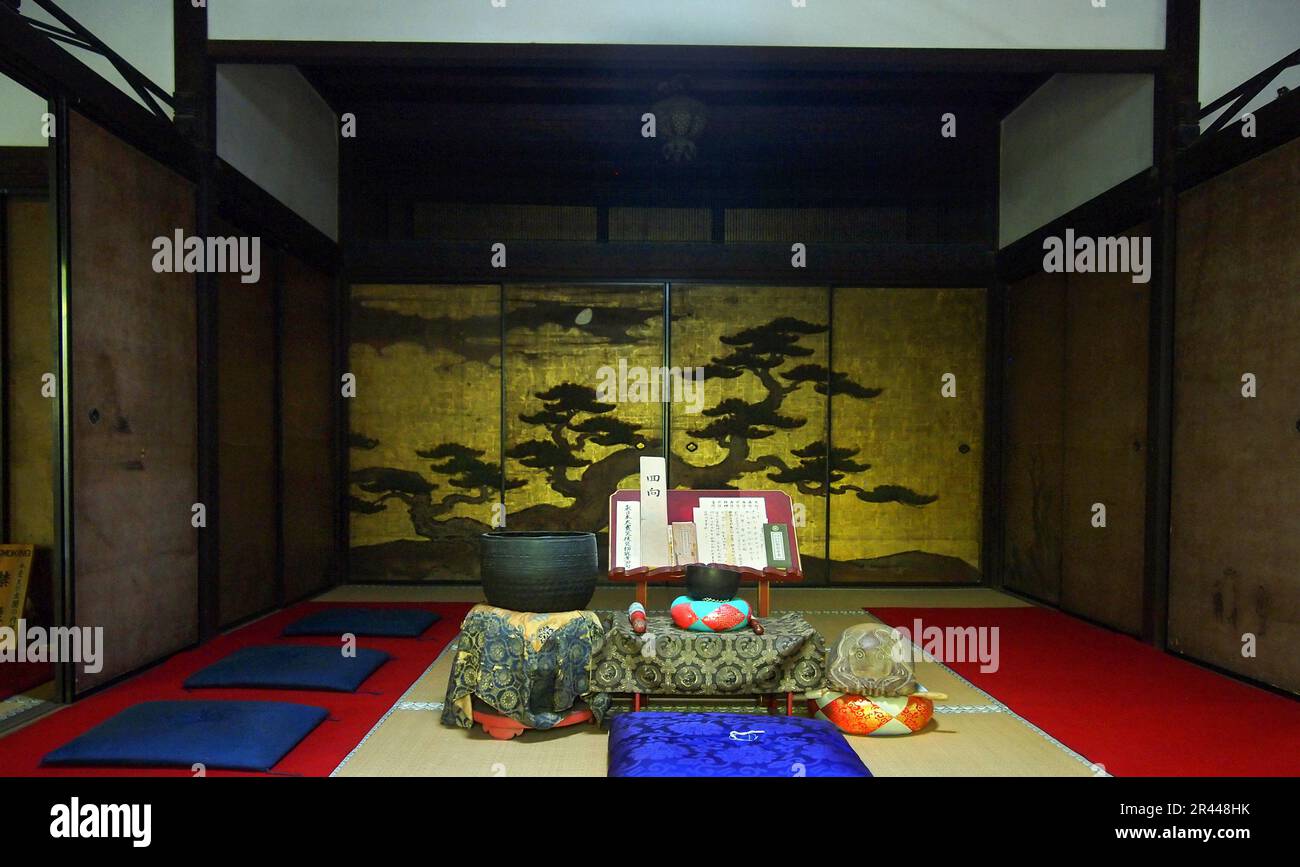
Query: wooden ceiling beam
xmin=211 ymin=40 xmax=1165 ymax=75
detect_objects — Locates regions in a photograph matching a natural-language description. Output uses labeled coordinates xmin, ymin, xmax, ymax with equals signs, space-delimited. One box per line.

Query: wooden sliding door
xmin=68 ymin=113 xmax=198 ymax=692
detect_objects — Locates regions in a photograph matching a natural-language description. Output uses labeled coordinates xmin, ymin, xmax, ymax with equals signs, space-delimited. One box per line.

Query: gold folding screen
xmin=349 ymin=284 xmax=985 ymax=583
xmin=348 ymin=284 xmax=502 ymax=581
xmin=503 ymin=285 xmax=664 ymax=543
xmin=669 ymin=286 xmax=831 ymax=580
xmin=829 ymin=288 xmax=985 ymax=582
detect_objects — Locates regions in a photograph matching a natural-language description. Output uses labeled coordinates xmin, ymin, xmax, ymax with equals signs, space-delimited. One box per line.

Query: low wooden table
xmin=591 ymin=611 xmax=827 ymax=714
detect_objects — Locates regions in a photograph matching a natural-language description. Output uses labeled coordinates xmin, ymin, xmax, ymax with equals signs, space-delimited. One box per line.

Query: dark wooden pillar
xmin=1143 ymin=0 xmax=1200 ymax=647
xmin=173 ymin=0 xmax=219 ymax=641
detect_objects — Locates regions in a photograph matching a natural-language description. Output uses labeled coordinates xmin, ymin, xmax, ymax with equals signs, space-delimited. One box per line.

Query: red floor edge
xmin=0 ymin=601 xmax=472 ymax=777
xmin=868 ymin=606 xmax=1300 ymax=777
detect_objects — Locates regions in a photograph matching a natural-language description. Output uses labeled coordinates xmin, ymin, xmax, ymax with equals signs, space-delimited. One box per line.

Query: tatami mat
xmin=849 ymin=712 xmax=1094 ymax=777
xmin=328 ymin=584 xmax=1097 ymax=777
xmin=334 ymin=700 xmax=610 ymax=777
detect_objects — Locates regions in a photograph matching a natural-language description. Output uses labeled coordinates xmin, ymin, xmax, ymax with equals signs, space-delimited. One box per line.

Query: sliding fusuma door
xmin=1003 ymin=272 xmax=1066 ymax=602
xmin=1171 ymin=137 xmax=1300 ymax=693
xmin=1003 ymin=230 xmax=1148 ymax=634
xmin=68 ymin=113 xmax=198 ymax=691
xmin=347 ymin=284 xmax=502 ymax=581
xmin=281 ymin=253 xmax=337 ymax=601
xmin=504 ymin=284 xmax=665 ymax=570
xmin=344 ymin=282 xmax=989 ymax=583
xmin=216 ymin=221 xmax=276 ymax=626
xmin=829 ymin=288 xmax=986 ymax=583
xmin=668 ymin=285 xmax=830 ymax=581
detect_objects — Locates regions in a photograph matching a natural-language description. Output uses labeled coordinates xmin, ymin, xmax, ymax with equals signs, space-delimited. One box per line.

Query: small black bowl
xmin=685 ymin=564 xmax=741 ymax=601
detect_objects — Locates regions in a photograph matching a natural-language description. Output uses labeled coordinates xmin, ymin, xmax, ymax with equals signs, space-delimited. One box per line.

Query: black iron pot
xmin=479 ymin=531 xmax=598 ymax=612
xmin=685 ymin=564 xmax=741 ymax=601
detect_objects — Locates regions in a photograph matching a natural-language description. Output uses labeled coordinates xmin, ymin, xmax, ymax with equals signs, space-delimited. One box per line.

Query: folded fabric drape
xmin=441 ymin=605 xmax=609 ymax=730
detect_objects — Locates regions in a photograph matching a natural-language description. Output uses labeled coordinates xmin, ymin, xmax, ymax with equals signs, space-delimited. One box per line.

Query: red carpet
xmin=868 ymin=606 xmax=1300 ymax=776
xmin=0 ymin=601 xmax=471 ymax=777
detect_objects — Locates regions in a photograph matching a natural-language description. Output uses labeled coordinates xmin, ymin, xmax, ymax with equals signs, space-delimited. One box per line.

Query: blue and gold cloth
xmin=607 ymin=711 xmax=871 ymax=777
xmin=441 ymin=605 xmax=609 ymax=730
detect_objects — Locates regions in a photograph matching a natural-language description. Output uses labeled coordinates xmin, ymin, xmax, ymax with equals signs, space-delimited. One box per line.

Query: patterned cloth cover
xmin=592 ymin=612 xmax=825 ymax=696
xmin=607 ymin=711 xmax=871 ymax=777
xmin=808 ymin=691 xmax=935 ymax=736
xmin=441 ymin=605 xmax=610 ymax=730
xmin=669 ymin=595 xmax=751 ymax=632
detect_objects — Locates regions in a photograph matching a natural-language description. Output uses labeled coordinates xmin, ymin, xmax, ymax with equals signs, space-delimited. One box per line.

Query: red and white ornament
xmin=808 ymin=691 xmax=935 ymax=736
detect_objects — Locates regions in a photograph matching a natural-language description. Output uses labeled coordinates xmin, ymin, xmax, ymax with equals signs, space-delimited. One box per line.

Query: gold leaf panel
xmin=829 ymin=287 xmax=985 ymax=583
xmin=348 ymin=284 xmax=501 ymax=581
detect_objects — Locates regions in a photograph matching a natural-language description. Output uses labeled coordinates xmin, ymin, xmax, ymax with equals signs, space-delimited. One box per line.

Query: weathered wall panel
xmin=1171 ymin=137 xmax=1300 ymax=694
xmin=216 ymin=233 xmax=277 ymax=625
xmin=69 ymin=112 xmax=197 ymax=691
xmin=1002 ymin=229 xmax=1148 ymax=634
xmin=1059 ymin=260 xmax=1149 ymax=635
xmin=1003 ymin=270 xmax=1066 ymax=603
xmin=281 ymin=253 xmax=335 ymax=600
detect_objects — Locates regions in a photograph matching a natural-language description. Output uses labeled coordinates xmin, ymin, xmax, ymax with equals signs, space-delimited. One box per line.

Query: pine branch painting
xmin=346 ymin=283 xmax=984 ymax=583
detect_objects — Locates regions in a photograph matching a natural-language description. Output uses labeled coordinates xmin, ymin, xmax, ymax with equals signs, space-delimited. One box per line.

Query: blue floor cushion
xmin=183 ymin=645 xmax=390 ymax=692
xmin=41 ymin=701 xmax=328 ymax=771
xmin=283 ymin=607 xmax=441 ymax=638
xmin=607 ymin=711 xmax=872 ymax=777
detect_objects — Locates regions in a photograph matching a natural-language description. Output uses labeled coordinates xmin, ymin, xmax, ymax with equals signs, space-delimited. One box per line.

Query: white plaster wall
xmin=209 ymin=0 xmax=1165 ymax=49
xmin=23 ymin=0 xmax=174 ymax=117
xmin=999 ymin=74 xmax=1155 ymax=247
xmin=216 ymin=65 xmax=339 ymax=240
xmin=1199 ymin=0 xmax=1300 ymax=129
xmin=0 ymin=74 xmax=48 ymax=147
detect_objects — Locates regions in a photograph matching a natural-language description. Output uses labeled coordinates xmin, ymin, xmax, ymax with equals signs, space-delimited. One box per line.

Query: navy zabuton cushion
xmin=607 ymin=711 xmax=872 ymax=777
xmin=184 ymin=645 xmax=390 ymax=692
xmin=283 ymin=607 xmax=440 ymax=638
xmin=41 ymin=700 xmax=328 ymax=771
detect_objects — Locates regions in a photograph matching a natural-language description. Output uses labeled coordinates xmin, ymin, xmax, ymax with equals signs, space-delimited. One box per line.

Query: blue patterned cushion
xmin=283 ymin=607 xmax=440 ymax=637
xmin=184 ymin=645 xmax=389 ymax=692
xmin=607 ymin=711 xmax=871 ymax=777
xmin=42 ymin=701 xmax=328 ymax=771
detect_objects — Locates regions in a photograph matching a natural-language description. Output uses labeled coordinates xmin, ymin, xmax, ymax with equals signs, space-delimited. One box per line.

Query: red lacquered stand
xmin=607 ymin=489 xmax=805 ymax=617
xmin=471 ymin=706 xmax=595 ymax=740
xmin=609 ymin=489 xmax=805 ymax=714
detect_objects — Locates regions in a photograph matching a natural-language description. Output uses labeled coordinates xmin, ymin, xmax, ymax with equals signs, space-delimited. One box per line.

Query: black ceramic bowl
xmin=684 ymin=564 xmax=742 ymax=601
xmin=479 ymin=531 xmax=598 ymax=612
